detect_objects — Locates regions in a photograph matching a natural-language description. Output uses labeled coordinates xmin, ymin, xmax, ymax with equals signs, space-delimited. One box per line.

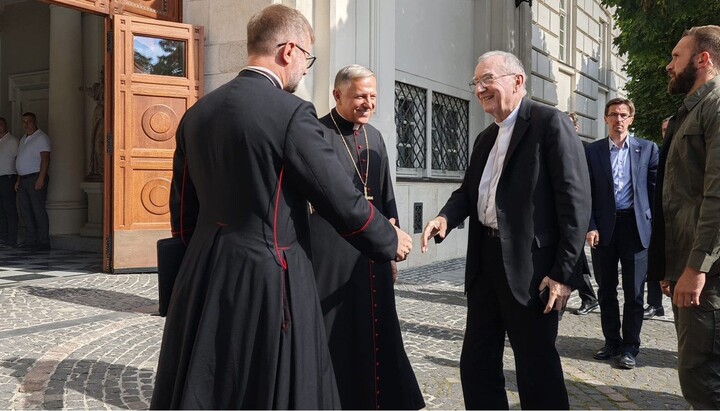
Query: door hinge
xmin=107 ymin=132 xmax=113 ymax=155
xmin=107 ymin=31 xmax=113 ymax=53
xmin=105 ymin=236 xmax=113 ymax=273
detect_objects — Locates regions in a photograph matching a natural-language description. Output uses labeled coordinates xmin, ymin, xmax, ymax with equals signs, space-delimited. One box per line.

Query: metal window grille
xmin=395 ymin=82 xmax=427 ymax=169
xmin=431 ymin=92 xmax=469 ymax=172
xmin=413 ymin=203 xmax=423 ymax=234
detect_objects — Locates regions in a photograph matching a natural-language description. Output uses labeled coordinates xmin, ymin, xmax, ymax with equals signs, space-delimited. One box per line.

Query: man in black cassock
xmin=150 ymin=6 xmax=413 ymax=410
xmin=309 ymin=65 xmax=425 ymax=410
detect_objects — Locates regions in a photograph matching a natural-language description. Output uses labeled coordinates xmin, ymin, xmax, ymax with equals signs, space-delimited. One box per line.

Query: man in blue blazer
xmin=585 ymin=97 xmax=659 ymax=369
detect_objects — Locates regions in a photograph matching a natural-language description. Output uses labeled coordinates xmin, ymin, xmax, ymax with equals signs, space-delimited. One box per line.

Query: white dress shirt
xmin=16 ymin=129 xmax=51 ymax=176
xmin=0 ymin=133 xmax=19 ymax=176
xmin=477 ymin=104 xmax=521 ymax=229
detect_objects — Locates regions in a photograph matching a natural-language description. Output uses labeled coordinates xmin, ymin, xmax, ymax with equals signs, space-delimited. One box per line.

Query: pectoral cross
xmin=364 ymin=186 xmax=374 ymax=201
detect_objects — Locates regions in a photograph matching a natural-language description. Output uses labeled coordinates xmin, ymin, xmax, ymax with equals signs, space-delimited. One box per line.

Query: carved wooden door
xmin=46 ymin=0 xmax=109 ymax=15
xmin=109 ymin=15 xmax=202 ymax=271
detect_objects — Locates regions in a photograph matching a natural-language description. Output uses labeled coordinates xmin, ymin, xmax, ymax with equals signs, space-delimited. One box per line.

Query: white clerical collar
xmin=335 ymin=109 xmax=361 ymax=130
xmin=496 ymin=101 xmax=521 ymax=129
xmin=245 ymin=66 xmax=283 ymax=89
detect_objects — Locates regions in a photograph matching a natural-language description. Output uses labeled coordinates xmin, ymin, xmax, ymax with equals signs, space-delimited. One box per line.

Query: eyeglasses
xmin=605 ymin=112 xmax=633 ymax=120
xmin=277 ymin=42 xmax=317 ymax=69
xmin=469 ymin=73 xmax=518 ymax=90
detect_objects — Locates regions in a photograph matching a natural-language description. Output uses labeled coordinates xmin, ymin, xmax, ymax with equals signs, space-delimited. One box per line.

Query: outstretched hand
xmin=421 ymin=216 xmax=448 ymax=253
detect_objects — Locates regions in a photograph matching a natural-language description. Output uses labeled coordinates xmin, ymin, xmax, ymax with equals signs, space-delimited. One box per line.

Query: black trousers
xmin=460 ymin=235 xmax=569 ymax=410
xmin=575 ymin=252 xmax=597 ymax=303
xmin=646 ymin=280 xmax=664 ymax=308
xmin=591 ymin=212 xmax=646 ymax=355
xmin=17 ymin=173 xmax=50 ymax=246
xmin=0 ymin=174 xmax=18 ymax=244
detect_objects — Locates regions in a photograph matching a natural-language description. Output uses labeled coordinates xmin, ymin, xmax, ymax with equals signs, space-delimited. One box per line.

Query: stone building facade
xmin=0 ymin=0 xmax=627 ymax=270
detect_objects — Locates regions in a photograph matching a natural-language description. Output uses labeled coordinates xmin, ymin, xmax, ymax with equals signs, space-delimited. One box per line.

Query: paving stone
xmin=0 ymin=252 xmax=690 ymax=409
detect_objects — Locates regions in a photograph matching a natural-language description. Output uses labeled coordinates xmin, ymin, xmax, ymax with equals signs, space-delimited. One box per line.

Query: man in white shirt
xmin=0 ymin=117 xmax=19 ymax=247
xmin=421 ymin=51 xmax=590 ymax=409
xmin=15 ymin=112 xmax=51 ymax=251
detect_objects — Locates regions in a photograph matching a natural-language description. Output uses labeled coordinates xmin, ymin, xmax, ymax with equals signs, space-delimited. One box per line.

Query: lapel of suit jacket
xmin=502 ymin=98 xmax=530 ymax=170
xmin=629 ymin=136 xmax=641 ymax=189
xmin=597 ymin=137 xmax=613 ymax=188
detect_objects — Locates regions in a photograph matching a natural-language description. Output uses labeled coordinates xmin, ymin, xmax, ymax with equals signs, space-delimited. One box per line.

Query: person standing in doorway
xmin=0 ymin=117 xmax=19 ymax=247
xmin=586 ymin=98 xmax=658 ymax=369
xmin=15 ymin=112 xmax=51 ymax=252
xmin=310 ymin=64 xmax=424 ymax=410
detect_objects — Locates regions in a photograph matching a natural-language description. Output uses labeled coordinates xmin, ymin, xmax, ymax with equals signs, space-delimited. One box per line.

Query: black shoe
xmin=17 ymin=242 xmax=35 ymax=249
xmin=643 ymin=306 xmax=665 ymax=319
xmin=574 ymin=300 xmax=600 ymax=315
xmin=593 ymin=344 xmax=621 ymax=360
xmin=618 ymin=352 xmax=637 ymax=369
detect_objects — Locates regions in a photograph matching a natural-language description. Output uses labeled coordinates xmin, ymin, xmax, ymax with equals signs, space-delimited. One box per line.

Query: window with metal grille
xmin=432 ymin=92 xmax=469 ymax=172
xmin=394 ymin=82 xmax=427 ymax=169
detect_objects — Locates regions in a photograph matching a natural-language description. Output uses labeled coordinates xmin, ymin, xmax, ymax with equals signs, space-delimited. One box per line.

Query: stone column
xmin=46 ymin=5 xmax=87 ymax=235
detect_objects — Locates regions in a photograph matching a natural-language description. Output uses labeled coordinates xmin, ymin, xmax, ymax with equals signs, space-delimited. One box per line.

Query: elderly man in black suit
xmin=150 ymin=5 xmax=413 ymax=409
xmin=421 ymin=51 xmax=590 ymax=409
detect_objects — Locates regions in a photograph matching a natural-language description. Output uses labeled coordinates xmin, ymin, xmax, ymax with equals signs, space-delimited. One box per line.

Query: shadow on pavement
xmin=20 ymin=286 xmax=157 ymax=312
xmin=394 ymin=287 xmax=466 ymax=307
xmin=1 ymin=357 xmax=154 ymax=409
xmin=416 ymin=362 xmax=687 ymax=410
xmin=399 ymin=318 xmax=464 ymax=341
xmin=556 ymin=334 xmax=678 ymax=370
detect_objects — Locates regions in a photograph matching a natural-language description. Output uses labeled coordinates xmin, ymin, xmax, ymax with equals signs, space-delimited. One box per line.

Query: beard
xmin=284 ymin=77 xmax=299 ymax=93
xmin=284 ymin=66 xmax=304 ymax=93
xmin=668 ymin=60 xmax=697 ymax=95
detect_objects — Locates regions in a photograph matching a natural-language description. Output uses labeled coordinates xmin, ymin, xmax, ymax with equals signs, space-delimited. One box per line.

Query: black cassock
xmin=150 ymin=71 xmax=398 ymax=410
xmin=309 ymin=109 xmax=425 ymax=410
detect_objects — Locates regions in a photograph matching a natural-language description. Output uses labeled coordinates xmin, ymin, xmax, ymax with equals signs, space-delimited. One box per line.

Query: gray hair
xmin=247 ymin=4 xmax=314 ymax=56
xmin=477 ymin=51 xmax=527 ymax=93
xmin=334 ymin=64 xmax=375 ymax=89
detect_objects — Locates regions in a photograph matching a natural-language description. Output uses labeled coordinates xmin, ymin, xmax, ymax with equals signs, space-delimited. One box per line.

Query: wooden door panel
xmin=46 ymin=0 xmax=109 ymax=14
xmin=110 ymin=14 xmax=202 ymax=271
xmin=111 ymin=0 xmax=181 ymax=22
xmin=132 ymin=96 xmax=185 ymax=148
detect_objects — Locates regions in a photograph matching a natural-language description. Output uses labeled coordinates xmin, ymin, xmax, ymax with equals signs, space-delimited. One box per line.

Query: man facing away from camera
xmin=150 ymin=5 xmax=412 ymax=409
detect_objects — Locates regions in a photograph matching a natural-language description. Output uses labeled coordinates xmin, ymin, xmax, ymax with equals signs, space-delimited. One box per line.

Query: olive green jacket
xmin=657 ymin=76 xmax=720 ymax=281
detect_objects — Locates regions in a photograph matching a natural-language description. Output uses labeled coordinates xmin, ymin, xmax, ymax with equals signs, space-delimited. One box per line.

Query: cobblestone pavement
xmin=0 ymin=251 xmax=687 ymax=409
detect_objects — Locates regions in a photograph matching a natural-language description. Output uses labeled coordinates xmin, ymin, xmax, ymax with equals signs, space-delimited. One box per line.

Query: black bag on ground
xmin=156 ymin=237 xmax=186 ymax=317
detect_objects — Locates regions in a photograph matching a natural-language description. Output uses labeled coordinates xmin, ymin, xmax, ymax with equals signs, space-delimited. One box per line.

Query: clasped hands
xmin=391 ymin=218 xmax=413 ymax=262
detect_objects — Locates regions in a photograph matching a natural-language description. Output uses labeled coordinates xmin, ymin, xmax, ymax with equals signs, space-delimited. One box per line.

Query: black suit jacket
xmin=585 ymin=136 xmax=659 ymax=248
xmin=438 ymin=98 xmax=591 ymax=305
